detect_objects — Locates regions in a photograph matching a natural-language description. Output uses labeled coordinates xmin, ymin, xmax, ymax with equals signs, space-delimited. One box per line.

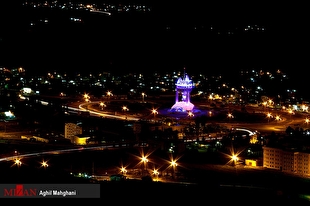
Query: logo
xmin=0 ymin=183 xmax=100 ymax=198
xmin=4 ymin=184 xmax=37 ymax=197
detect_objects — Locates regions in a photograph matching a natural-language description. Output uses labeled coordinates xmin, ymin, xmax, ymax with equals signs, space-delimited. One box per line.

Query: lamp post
xmin=227 ymin=112 xmax=234 ymax=122
xmin=14 ymin=158 xmax=22 ymax=168
xmin=305 ymin=117 xmax=309 ymax=125
xmin=151 ymin=108 xmax=158 ymax=120
xmin=122 ymin=106 xmax=129 ymax=120
xmin=99 ymin=102 xmax=106 ymax=110
xmin=83 ymin=93 xmax=90 ymax=102
xmin=267 ymin=112 xmax=272 ymax=123
xmin=106 ymin=91 xmax=113 ymax=103
xmin=231 ymin=154 xmax=238 ymax=166
xmin=41 ymin=160 xmax=48 ymax=169
xmin=141 ymin=92 xmax=146 ymax=103
xmin=188 ymin=111 xmax=194 ymax=123
xmin=121 ymin=167 xmax=127 ymax=176
xmin=153 ymin=168 xmax=159 ymax=181
xmin=288 ymin=109 xmax=294 ymax=120
xmin=275 ymin=115 xmax=281 ymax=122
xmin=170 ymin=159 xmax=177 ymax=179
xmin=141 ymin=156 xmax=148 ymax=176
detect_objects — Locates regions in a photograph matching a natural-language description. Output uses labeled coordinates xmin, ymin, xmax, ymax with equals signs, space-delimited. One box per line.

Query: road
xmin=66 ymin=100 xmax=310 ymax=135
xmin=236 ymin=105 xmax=308 ymax=133
xmin=22 ymin=93 xmax=309 ymax=134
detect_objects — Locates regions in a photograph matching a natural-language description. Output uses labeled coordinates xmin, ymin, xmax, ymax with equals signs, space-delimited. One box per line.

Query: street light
xmin=170 ymin=159 xmax=177 ymax=179
xmin=227 ymin=112 xmax=234 ymax=122
xmin=231 ymin=154 xmax=239 ymax=166
xmin=106 ymin=91 xmax=113 ymax=97
xmin=106 ymin=91 xmax=113 ymax=103
xmin=139 ymin=155 xmax=149 ymax=176
xmin=14 ymin=158 xmax=22 ymax=167
xmin=99 ymin=102 xmax=106 ymax=110
xmin=41 ymin=160 xmax=48 ymax=168
xmin=83 ymin=93 xmax=90 ymax=102
xmin=151 ymin=108 xmax=158 ymax=119
xmin=262 ymin=101 xmax=267 ymax=110
xmin=141 ymin=156 xmax=148 ymax=170
xmin=288 ymin=109 xmax=294 ymax=119
xmin=120 ymin=167 xmax=127 ymax=175
xmin=122 ymin=106 xmax=129 ymax=119
xmin=188 ymin=111 xmax=194 ymax=119
xmin=275 ymin=115 xmax=281 ymax=121
xmin=141 ymin=92 xmax=146 ymax=103
xmin=266 ymin=112 xmax=272 ymax=123
xmin=152 ymin=168 xmax=159 ymax=181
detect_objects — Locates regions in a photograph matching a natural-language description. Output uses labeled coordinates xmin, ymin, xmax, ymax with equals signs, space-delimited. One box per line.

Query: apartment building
xmin=263 ymin=146 xmax=310 ymax=176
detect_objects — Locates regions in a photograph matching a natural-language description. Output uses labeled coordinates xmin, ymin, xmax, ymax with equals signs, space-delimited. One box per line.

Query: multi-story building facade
xmin=263 ymin=146 xmax=310 ymax=177
xmin=64 ymin=122 xmax=83 ymax=139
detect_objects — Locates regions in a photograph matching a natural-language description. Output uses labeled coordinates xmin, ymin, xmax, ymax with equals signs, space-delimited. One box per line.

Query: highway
xmin=232 ymin=105 xmax=309 ymax=133
xmin=66 ymin=100 xmax=310 ymax=134
xmin=66 ymin=102 xmax=140 ymax=121
xmin=19 ymin=94 xmax=310 ymax=135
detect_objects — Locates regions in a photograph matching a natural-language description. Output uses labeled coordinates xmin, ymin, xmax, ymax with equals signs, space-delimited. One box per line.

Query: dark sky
xmin=0 ymin=1 xmax=309 ymax=78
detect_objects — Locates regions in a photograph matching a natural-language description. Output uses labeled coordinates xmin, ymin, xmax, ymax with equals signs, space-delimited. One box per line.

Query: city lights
xmin=1 ymin=0 xmax=310 ymax=203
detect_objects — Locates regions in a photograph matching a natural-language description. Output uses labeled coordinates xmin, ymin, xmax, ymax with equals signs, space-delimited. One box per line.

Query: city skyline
xmin=1 ymin=1 xmax=310 ymax=203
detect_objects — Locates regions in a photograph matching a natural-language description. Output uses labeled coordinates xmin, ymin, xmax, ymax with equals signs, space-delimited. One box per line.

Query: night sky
xmin=0 ymin=1 xmax=309 ymax=79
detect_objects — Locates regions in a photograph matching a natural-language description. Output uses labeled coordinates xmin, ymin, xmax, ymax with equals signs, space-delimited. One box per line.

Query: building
xmin=71 ymin=134 xmax=91 ymax=145
xmin=245 ymin=159 xmax=258 ymax=167
xmin=263 ymin=146 xmax=310 ymax=177
xmin=64 ymin=122 xmax=84 ymax=145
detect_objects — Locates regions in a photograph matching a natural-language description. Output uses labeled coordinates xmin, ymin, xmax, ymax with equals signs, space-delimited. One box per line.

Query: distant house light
xmin=5 ymin=111 xmax=14 ymax=117
xmin=23 ymin=87 xmax=32 ymax=94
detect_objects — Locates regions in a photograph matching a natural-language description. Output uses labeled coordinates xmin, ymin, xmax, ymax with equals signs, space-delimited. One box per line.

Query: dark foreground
xmin=1 ymin=161 xmax=310 ymax=204
xmin=1 ymin=144 xmax=310 ymax=204
xmin=2 ymin=180 xmax=310 ymax=205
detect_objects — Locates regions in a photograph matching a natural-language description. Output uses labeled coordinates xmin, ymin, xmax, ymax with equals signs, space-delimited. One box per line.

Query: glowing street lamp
xmin=288 ymin=109 xmax=294 ymax=119
xmin=170 ymin=159 xmax=178 ymax=179
xmin=120 ymin=167 xmax=127 ymax=175
xmin=141 ymin=92 xmax=146 ymax=103
xmin=188 ymin=111 xmax=194 ymax=119
xmin=41 ymin=160 xmax=48 ymax=168
xmin=170 ymin=160 xmax=177 ymax=168
xmin=262 ymin=101 xmax=267 ymax=109
xmin=99 ymin=102 xmax=106 ymax=110
xmin=302 ymin=104 xmax=308 ymax=112
xmin=83 ymin=93 xmax=90 ymax=102
xmin=106 ymin=91 xmax=113 ymax=99
xmin=122 ymin=106 xmax=129 ymax=112
xmin=141 ymin=156 xmax=148 ymax=169
xmin=275 ymin=115 xmax=281 ymax=121
xmin=231 ymin=154 xmax=239 ymax=166
xmin=151 ymin=108 xmax=158 ymax=119
xmin=152 ymin=169 xmax=159 ymax=181
xmin=14 ymin=158 xmax=22 ymax=167
xmin=266 ymin=112 xmax=272 ymax=123
xmin=122 ymin=106 xmax=129 ymax=119
xmin=83 ymin=93 xmax=89 ymax=99
xmin=140 ymin=156 xmax=148 ymax=176
xmin=227 ymin=113 xmax=234 ymax=121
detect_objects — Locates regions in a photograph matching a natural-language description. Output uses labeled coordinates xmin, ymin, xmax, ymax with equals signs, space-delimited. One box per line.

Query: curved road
xmin=67 ymin=100 xmax=310 ymax=134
